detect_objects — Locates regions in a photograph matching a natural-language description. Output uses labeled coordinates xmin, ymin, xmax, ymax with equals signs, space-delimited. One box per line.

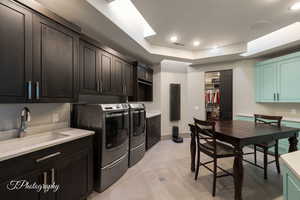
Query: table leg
xmin=190 ymin=131 xmax=196 ymax=172
xmin=289 ymin=133 xmax=299 ymax=152
xmin=233 ymin=145 xmax=244 ymax=200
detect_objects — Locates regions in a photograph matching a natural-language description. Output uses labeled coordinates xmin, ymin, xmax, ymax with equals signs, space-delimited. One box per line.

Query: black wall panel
xmin=170 ymin=84 xmax=181 ymax=121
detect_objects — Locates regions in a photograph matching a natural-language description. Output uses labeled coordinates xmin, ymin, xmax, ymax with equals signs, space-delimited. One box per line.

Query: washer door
xmin=105 ymin=112 xmax=129 ymax=149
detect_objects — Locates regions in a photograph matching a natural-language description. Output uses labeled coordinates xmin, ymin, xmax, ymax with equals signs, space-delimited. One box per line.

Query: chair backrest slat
xmin=254 ymin=114 xmax=282 ymax=128
xmin=192 ymin=118 xmax=217 ymax=153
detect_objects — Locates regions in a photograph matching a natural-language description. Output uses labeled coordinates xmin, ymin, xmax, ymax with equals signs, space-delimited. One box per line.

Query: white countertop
xmin=146 ymin=111 xmax=161 ymax=118
xmin=281 ymin=151 xmax=300 ymax=180
xmin=236 ymin=113 xmax=300 ymax=123
xmin=0 ymin=128 xmax=94 ymax=162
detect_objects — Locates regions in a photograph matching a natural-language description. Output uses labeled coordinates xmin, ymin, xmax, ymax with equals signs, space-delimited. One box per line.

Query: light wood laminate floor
xmin=88 ymin=139 xmax=283 ymax=200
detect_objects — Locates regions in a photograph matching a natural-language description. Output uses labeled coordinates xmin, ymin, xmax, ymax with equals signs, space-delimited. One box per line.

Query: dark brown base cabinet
xmin=146 ymin=115 xmax=161 ymax=150
xmin=0 ymin=0 xmax=79 ymax=103
xmin=0 ymin=136 xmax=93 ymax=200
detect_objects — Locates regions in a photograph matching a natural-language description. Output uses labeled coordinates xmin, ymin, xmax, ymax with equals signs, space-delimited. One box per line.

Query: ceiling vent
xmin=173 ymin=42 xmax=185 ymax=46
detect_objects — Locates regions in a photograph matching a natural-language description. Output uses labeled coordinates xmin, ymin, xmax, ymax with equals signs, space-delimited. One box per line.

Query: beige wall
xmin=144 ymin=60 xmax=190 ymax=136
xmin=0 ymin=104 xmax=70 ymax=132
xmin=190 ymin=59 xmax=300 ymax=120
xmin=160 ymin=60 xmax=189 ymax=136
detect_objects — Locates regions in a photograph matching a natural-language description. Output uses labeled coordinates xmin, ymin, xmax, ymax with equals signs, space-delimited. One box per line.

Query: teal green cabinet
xmin=256 ymin=51 xmax=300 ymax=103
xmin=282 ymin=164 xmax=300 ymax=200
xmin=277 ymin=57 xmax=300 ymax=102
xmin=256 ymin=62 xmax=278 ymax=102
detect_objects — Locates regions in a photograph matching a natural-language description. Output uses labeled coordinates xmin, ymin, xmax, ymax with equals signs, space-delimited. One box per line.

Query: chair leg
xmin=212 ymin=157 xmax=217 ymax=197
xmin=254 ymin=145 xmax=257 ymax=165
xmin=263 ymin=147 xmax=268 ymax=180
xmin=195 ymin=146 xmax=200 ymax=180
xmin=275 ymin=140 xmax=281 ymax=174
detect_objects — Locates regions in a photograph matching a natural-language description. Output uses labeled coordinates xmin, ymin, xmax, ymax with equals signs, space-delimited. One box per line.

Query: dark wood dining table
xmin=190 ymin=120 xmax=300 ymax=200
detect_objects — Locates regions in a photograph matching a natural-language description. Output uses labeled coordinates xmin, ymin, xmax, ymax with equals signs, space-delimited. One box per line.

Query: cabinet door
xmin=112 ymin=57 xmax=124 ymax=95
xmin=99 ymin=50 xmax=112 ymax=94
xmin=33 ymin=15 xmax=79 ymax=102
xmin=146 ymin=115 xmax=161 ymax=150
xmin=257 ymin=63 xmax=277 ymax=102
xmin=56 ymin=148 xmax=93 ymax=200
xmin=146 ymin=68 xmax=153 ymax=82
xmin=0 ymin=169 xmax=45 ymax=200
xmin=79 ymin=41 xmax=100 ymax=95
xmin=277 ymin=57 xmax=300 ymax=102
xmin=0 ymin=0 xmax=32 ymax=102
xmin=123 ymin=63 xmax=133 ymax=96
xmin=137 ymin=66 xmax=146 ymax=80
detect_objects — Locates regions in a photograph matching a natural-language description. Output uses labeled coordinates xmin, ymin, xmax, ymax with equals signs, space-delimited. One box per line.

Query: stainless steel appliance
xmin=128 ymin=104 xmax=146 ymax=167
xmin=75 ymin=104 xmax=129 ymax=192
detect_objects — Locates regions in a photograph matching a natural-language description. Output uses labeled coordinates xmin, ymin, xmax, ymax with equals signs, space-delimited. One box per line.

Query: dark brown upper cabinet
xmin=129 ymin=63 xmax=153 ymax=102
xmin=79 ymin=40 xmax=100 ymax=95
xmin=79 ymin=39 xmax=134 ymax=98
xmin=0 ymin=0 xmax=32 ymax=103
xmin=123 ymin=62 xmax=133 ymax=97
xmin=111 ymin=57 xmax=124 ymax=95
xmin=137 ymin=64 xmax=153 ymax=83
xmin=32 ymin=15 xmax=79 ymax=103
xmin=99 ymin=50 xmax=113 ymax=95
xmin=0 ymin=0 xmax=79 ymax=103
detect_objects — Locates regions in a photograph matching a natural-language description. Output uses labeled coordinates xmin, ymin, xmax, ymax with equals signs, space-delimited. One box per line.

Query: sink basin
xmin=0 ymin=128 xmax=94 ymax=162
xmin=0 ymin=132 xmax=69 ymax=153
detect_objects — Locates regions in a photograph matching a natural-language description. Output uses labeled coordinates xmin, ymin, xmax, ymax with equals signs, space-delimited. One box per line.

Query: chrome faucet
xmin=19 ymin=107 xmax=31 ymax=138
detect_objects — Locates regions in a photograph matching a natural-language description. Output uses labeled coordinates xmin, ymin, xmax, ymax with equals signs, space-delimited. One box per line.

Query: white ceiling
xmin=34 ymin=0 xmax=300 ymax=64
xmin=132 ymin=0 xmax=300 ymax=51
xmin=34 ymin=0 xmax=163 ymax=63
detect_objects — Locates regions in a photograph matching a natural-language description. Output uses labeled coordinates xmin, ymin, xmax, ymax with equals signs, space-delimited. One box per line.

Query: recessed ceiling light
xmin=193 ymin=41 xmax=200 ymax=47
xmin=170 ymin=36 xmax=178 ymax=43
xmin=290 ymin=2 xmax=300 ymax=10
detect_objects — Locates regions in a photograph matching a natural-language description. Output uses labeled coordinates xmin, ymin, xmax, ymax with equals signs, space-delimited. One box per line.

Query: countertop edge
xmin=236 ymin=113 xmax=300 ymax=123
xmin=146 ymin=112 xmax=161 ymax=118
xmin=280 ymin=151 xmax=300 ymax=180
xmin=0 ymin=128 xmax=94 ymax=162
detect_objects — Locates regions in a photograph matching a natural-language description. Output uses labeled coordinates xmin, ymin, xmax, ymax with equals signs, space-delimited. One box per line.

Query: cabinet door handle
xmin=36 ymin=152 xmax=61 ymax=163
xmin=97 ymin=80 xmax=100 ymax=92
xmin=273 ymin=93 xmax=276 ymax=101
xmin=277 ymin=93 xmax=279 ymax=101
xmin=100 ymin=80 xmax=103 ymax=93
xmin=28 ymin=81 xmax=32 ymax=100
xmin=51 ymin=168 xmax=55 ymax=184
xmin=36 ymin=81 xmax=40 ymax=100
xmin=43 ymin=172 xmax=47 ymax=193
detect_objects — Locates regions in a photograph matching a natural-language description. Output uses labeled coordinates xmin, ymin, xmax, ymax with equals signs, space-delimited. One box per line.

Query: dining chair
xmin=244 ymin=114 xmax=282 ymax=180
xmin=191 ymin=118 xmax=235 ymax=197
